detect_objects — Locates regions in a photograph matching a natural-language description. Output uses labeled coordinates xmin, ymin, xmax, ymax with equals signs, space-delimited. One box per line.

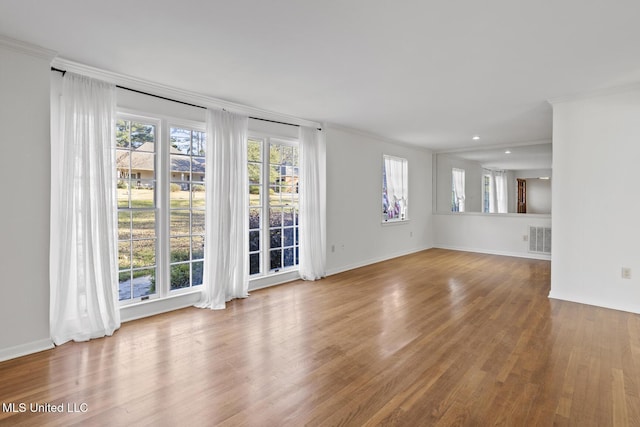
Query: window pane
xmin=192 ymin=185 xmax=205 ymax=209
xmin=170 ymin=263 xmax=190 ymax=290
xmin=192 ymin=211 xmax=205 ymax=235
xmin=249 ymin=208 xmax=260 ymax=230
xmin=248 ymin=163 xmax=261 ymax=184
xmin=283 ymin=248 xmax=295 ymax=267
xmin=192 ymin=131 xmax=206 ymax=156
xmin=171 ymin=154 xmax=191 ymax=176
xmin=192 ymin=261 xmax=204 ymax=286
xmin=170 ymin=185 xmax=190 ymax=208
xmin=170 ymin=127 xmax=192 ymax=154
xmin=192 ymin=157 xmax=205 ymax=181
xmin=116 ymin=119 xmax=131 ymax=148
xmin=249 ymin=230 xmax=260 ymax=252
xmin=270 ymin=229 xmax=282 ymax=249
xmin=130 ymin=122 xmax=155 ymax=149
xmin=270 ymin=207 xmax=282 ymax=227
xmin=170 ymin=210 xmax=190 ymax=236
xmin=192 ymin=235 xmax=205 ymax=260
xmin=131 ymin=211 xmax=155 ymax=239
xmin=132 ymin=239 xmax=155 ymax=268
xmin=118 ymin=241 xmax=131 ymax=270
xmin=249 ymin=186 xmax=261 ymax=206
xmin=270 ymin=144 xmax=281 ymax=165
xmin=130 ymin=183 xmax=155 ymax=208
xmin=248 ymin=139 xmax=262 ymax=162
xmin=249 ymin=253 xmax=261 ymax=275
xmin=119 ymin=271 xmax=132 ymax=301
xmin=130 ymin=151 xmax=154 ymax=177
xmin=283 ymin=228 xmax=294 ymax=247
xmin=118 ymin=211 xmax=131 ymax=240
xmin=270 ymin=250 xmax=282 ymax=271
xmin=170 ymin=237 xmax=191 ymax=262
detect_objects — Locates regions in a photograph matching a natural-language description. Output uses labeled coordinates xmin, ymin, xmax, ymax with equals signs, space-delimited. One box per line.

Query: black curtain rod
xmin=50 ymin=67 xmax=321 ymax=131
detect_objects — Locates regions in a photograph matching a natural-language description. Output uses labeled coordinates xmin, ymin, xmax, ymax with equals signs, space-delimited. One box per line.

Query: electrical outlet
xmin=331 ymin=244 xmax=335 ymax=253
xmin=522 ymin=235 xmax=528 ymax=241
xmin=410 ymin=231 xmax=413 ymax=237
xmin=622 ymin=267 xmax=632 ymax=279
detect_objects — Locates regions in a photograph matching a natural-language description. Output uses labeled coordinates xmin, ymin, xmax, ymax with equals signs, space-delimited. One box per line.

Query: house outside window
xmin=116 ymin=114 xmax=206 ymax=304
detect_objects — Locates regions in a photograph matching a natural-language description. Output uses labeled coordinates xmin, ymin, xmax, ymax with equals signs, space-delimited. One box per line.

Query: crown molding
xmin=0 ymin=34 xmax=57 ymax=60
xmin=548 ymin=82 xmax=640 ymax=105
xmin=434 ymin=138 xmax=552 ymax=155
xmin=325 ymin=123 xmax=433 ymax=153
xmin=51 ymin=57 xmax=321 ymax=129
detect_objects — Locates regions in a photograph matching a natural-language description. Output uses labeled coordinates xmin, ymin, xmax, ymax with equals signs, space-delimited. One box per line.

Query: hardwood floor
xmin=1 ymin=249 xmax=639 ymax=426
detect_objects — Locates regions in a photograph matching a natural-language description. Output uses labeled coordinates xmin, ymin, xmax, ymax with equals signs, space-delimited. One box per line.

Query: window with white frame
xmin=451 ymin=167 xmax=465 ymax=212
xmin=382 ymin=155 xmax=408 ymax=222
xmin=116 ymin=117 xmax=158 ymax=302
xmin=116 ymin=114 xmax=206 ymax=304
xmin=248 ymin=136 xmax=299 ymax=276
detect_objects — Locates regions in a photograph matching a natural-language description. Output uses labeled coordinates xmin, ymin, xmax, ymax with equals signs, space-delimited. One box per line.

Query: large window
xmin=116 ymin=114 xmax=205 ymax=304
xmin=248 ymin=137 xmax=299 ymax=276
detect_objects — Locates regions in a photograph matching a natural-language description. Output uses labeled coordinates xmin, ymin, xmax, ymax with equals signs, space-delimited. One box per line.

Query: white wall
xmin=551 ymin=87 xmax=640 ymax=313
xmin=524 ymin=179 xmax=551 ymax=214
xmin=325 ymin=127 xmax=433 ymax=274
xmin=433 ymin=213 xmax=551 ymax=259
xmin=0 ymin=39 xmax=55 ymax=360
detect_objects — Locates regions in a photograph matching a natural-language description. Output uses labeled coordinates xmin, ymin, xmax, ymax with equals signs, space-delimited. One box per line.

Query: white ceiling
xmin=2 ymin=1 xmax=640 ymax=151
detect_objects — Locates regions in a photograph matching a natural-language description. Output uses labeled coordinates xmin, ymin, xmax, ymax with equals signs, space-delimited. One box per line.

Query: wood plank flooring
xmin=1 ymin=249 xmax=640 ymax=426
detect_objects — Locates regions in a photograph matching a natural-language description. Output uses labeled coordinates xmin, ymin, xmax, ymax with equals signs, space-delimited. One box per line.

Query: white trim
xmin=249 ymin=270 xmax=301 ymax=292
xmin=434 ymin=139 xmax=552 ymax=155
xmin=0 ymin=338 xmax=54 ymax=363
xmin=0 ymin=34 xmax=57 ymax=60
xmin=120 ymin=291 xmax=202 ymax=323
xmin=434 ymin=244 xmax=551 ymax=261
xmin=326 ymin=245 xmax=433 ymax=276
xmin=434 ymin=211 xmax=551 ymax=219
xmin=326 ymin=123 xmax=433 ymax=153
xmin=548 ymin=82 xmax=640 ymax=105
xmin=548 ymin=292 xmax=640 ymax=315
xmin=51 ymin=58 xmax=321 ymax=129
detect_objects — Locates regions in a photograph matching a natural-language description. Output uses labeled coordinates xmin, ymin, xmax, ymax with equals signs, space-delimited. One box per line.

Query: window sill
xmin=120 ymin=290 xmax=202 ymax=323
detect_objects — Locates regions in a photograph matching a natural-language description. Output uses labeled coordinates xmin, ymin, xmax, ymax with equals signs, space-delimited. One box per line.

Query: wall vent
xmin=529 ymin=226 xmax=551 ymax=255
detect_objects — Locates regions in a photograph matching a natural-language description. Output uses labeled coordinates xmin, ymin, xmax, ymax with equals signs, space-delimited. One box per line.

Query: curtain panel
xmin=50 ymin=72 xmax=120 ymax=345
xmin=298 ymin=127 xmax=326 ymax=281
xmin=196 ymin=109 xmax=249 ymax=309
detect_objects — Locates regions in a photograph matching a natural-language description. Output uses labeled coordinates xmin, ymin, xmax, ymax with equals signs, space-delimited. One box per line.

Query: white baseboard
xmin=548 ymin=291 xmax=640 ymax=315
xmin=120 ymin=291 xmax=202 ymax=323
xmin=434 ymin=244 xmax=551 ymax=261
xmin=326 ymin=245 xmax=433 ymax=276
xmin=0 ymin=338 xmax=54 ymax=363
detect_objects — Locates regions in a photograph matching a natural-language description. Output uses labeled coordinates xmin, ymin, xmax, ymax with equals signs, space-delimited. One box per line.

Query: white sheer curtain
xmin=452 ymin=168 xmax=465 ymax=212
xmin=384 ymin=156 xmax=408 ymax=219
xmin=299 ymin=126 xmax=326 ymax=281
xmin=488 ymin=170 xmax=508 ymax=213
xmin=196 ymin=109 xmax=249 ymax=309
xmin=50 ymin=72 xmax=120 ymax=345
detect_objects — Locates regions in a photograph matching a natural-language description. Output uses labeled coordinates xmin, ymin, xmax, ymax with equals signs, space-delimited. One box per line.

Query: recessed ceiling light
xmin=472 ymin=136 xmax=480 ymax=140
xmin=505 ymin=150 xmax=511 ymax=154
